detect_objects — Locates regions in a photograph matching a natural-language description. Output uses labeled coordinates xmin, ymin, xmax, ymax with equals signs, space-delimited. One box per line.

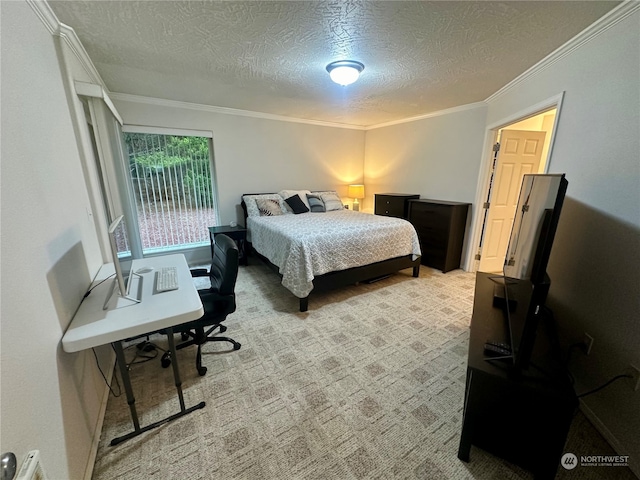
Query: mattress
xmin=247 ymin=209 xmax=421 ymax=298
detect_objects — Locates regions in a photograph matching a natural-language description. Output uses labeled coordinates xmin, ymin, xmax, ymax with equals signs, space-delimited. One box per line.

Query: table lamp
xmin=348 ymin=184 xmax=365 ymax=212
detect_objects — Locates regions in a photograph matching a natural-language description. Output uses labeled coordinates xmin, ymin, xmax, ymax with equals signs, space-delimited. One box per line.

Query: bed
xmin=241 ymin=191 xmax=422 ymax=311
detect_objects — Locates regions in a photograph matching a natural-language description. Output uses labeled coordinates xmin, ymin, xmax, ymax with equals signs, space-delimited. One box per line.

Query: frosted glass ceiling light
xmin=326 ymin=60 xmax=364 ymax=86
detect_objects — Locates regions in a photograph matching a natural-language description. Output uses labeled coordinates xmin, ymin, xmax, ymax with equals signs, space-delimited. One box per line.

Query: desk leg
xmin=112 ymin=341 xmax=141 ymax=431
xmin=166 ymin=327 xmax=186 ymax=411
xmin=110 ymin=334 xmax=206 ymax=446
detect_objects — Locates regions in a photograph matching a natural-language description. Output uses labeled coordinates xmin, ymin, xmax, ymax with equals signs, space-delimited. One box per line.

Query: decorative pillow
xmin=306 ymin=194 xmax=325 ymax=212
xmin=256 ymin=198 xmax=284 ymax=216
xmin=279 ymin=189 xmax=311 ymax=212
xmin=320 ymin=192 xmax=344 ymax=211
xmin=285 ymin=194 xmax=309 ymax=214
xmin=243 ymin=194 xmax=287 ymax=217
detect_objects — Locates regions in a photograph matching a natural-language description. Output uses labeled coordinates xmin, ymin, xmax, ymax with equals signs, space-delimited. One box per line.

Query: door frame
xmin=466 ymin=92 xmax=565 ymax=272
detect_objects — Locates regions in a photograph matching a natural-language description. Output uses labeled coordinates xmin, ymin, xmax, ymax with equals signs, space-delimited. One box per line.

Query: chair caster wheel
xmin=219 ymin=325 xmax=227 ymax=333
xmin=161 ymin=352 xmax=171 ymax=368
xmin=233 ymin=342 xmax=241 ymax=350
xmin=197 ymin=366 xmax=207 ymax=376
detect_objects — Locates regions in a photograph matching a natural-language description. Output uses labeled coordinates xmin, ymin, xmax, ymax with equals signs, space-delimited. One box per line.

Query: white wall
xmin=0 ymin=3 xmax=107 ymax=478
xmin=363 ymin=106 xmax=488 ymax=267
xmin=485 ymin=8 xmax=640 ymax=471
xmin=113 ymin=99 xmax=367 ymax=223
xmin=364 ymin=106 xmax=487 ymax=210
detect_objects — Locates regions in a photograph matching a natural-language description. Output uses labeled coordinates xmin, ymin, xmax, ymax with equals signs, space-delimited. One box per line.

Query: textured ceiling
xmin=48 ymin=1 xmax=620 ymax=127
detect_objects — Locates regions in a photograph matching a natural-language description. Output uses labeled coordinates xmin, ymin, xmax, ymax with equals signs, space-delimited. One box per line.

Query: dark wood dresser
xmin=374 ymin=193 xmax=420 ymax=219
xmin=407 ymin=199 xmax=470 ymax=272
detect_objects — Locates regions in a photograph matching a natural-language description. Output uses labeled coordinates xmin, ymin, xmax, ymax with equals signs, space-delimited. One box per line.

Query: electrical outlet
xmin=628 ymin=364 xmax=640 ymax=392
xmin=583 ymin=333 xmax=594 ymax=355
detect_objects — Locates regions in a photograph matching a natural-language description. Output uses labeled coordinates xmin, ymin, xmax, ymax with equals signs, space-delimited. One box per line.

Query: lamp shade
xmin=348 ymin=184 xmax=365 ymax=199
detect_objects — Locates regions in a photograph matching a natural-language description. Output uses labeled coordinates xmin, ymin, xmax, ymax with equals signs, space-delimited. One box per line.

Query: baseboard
xmin=83 ymin=349 xmax=116 ymax=480
xmin=578 ymin=400 xmax=640 ymax=477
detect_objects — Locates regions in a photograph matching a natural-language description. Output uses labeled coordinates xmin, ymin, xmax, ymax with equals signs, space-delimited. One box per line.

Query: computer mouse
xmin=136 ymin=267 xmax=153 ymax=274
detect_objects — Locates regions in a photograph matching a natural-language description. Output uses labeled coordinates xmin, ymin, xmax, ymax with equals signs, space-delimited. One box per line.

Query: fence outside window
xmin=124 ymin=133 xmax=218 ymax=255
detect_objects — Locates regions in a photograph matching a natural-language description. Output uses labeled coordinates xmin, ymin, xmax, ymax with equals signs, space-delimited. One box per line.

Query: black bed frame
xmin=241 ymin=194 xmax=421 ymax=312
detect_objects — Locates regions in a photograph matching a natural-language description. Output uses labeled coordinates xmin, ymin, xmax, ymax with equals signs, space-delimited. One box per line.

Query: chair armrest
xmin=190 ymin=268 xmax=209 ymax=277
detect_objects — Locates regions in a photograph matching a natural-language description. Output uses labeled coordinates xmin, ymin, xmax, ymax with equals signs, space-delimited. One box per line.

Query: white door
xmin=479 ymin=129 xmax=546 ymax=273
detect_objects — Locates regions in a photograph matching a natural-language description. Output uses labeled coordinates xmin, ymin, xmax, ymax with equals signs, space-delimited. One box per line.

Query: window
xmin=123 ymin=132 xmax=219 ymax=255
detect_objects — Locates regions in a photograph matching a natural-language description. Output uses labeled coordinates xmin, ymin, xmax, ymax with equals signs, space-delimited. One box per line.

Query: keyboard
xmin=156 ymin=267 xmax=179 ymax=292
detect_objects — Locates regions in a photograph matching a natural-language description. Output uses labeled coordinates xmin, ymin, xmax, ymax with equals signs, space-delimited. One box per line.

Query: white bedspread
xmin=247 ymin=209 xmax=421 ymax=298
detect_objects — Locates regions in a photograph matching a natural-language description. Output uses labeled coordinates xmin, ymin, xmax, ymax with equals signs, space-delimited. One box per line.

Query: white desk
xmin=62 ymin=254 xmax=205 ymax=445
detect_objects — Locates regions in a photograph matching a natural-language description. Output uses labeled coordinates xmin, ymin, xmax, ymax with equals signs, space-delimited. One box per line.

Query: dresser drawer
xmin=410 ymin=206 xmax=450 ymax=231
xmin=375 ymin=197 xmax=404 ymax=217
xmin=375 ymin=193 xmax=420 ymax=219
xmin=415 ymin=225 xmax=448 ymax=249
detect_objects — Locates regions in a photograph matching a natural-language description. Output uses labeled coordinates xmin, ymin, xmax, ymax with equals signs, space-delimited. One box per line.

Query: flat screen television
xmin=103 ymin=215 xmax=140 ymax=309
xmin=499 ymin=173 xmax=568 ymax=372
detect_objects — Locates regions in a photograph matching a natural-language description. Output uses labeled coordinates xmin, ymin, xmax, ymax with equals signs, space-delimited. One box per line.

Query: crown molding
xmin=27 ymin=0 xmax=106 ymax=87
xmin=26 ymin=0 xmax=57 ymax=34
xmin=110 ymin=92 xmax=488 ymax=131
xmin=366 ymin=102 xmax=487 ymax=130
xmin=108 ymin=93 xmax=368 ymax=130
xmin=486 ymin=0 xmax=640 ymax=104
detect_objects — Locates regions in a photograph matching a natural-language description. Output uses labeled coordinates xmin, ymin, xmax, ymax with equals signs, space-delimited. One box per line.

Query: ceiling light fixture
xmin=326 ymin=60 xmax=364 ymax=86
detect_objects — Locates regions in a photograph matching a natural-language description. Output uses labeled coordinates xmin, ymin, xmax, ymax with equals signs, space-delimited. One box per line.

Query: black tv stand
xmin=458 ymin=272 xmax=577 ymax=479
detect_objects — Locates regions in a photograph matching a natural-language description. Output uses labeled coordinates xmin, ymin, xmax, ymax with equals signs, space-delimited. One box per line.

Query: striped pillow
xmin=306 ymin=194 xmax=325 ymax=212
xmin=320 ymin=192 xmax=344 ymax=211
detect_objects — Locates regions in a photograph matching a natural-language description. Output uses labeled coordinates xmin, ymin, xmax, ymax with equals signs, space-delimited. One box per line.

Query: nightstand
xmin=208 ymin=225 xmax=248 ymax=266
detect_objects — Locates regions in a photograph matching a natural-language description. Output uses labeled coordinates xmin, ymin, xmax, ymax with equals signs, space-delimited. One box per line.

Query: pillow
xmin=320 ymin=192 xmax=344 ymax=211
xmin=285 ymin=194 xmax=309 ymax=214
xmin=243 ymin=194 xmax=287 ymax=217
xmin=256 ymin=198 xmax=284 ymax=216
xmin=306 ymin=194 xmax=325 ymax=212
xmin=279 ymin=189 xmax=311 ymax=212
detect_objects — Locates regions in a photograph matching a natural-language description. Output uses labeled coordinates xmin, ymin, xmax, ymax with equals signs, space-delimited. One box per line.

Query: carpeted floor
xmin=92 ymin=262 xmax=636 ymax=479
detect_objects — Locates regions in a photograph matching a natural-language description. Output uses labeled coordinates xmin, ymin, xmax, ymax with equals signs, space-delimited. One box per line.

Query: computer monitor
xmin=103 ymin=215 xmax=140 ymax=309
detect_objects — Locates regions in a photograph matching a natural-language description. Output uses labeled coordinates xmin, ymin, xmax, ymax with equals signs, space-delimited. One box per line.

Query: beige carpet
xmin=93 ymin=262 xmax=636 ymax=480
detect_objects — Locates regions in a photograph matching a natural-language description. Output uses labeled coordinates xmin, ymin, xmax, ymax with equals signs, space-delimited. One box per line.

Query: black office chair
xmin=161 ymin=234 xmax=241 ymax=376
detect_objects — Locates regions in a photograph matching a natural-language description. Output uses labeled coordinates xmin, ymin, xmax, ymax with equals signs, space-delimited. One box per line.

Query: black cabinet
xmin=458 ymin=273 xmax=577 ymax=479
xmin=407 ymin=199 xmax=470 ymax=273
xmin=375 ymin=193 xmax=420 ymax=219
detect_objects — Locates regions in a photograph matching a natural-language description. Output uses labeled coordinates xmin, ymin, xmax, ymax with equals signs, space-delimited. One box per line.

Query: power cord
xmin=83 ymin=273 xmax=115 ymax=299
xmin=564 ymin=336 xmax=634 ymax=398
xmin=91 ymin=336 xmax=166 ymax=397
xmin=509 ymin=306 xmax=633 ymax=399
xmin=126 ymin=341 xmax=161 ymax=366
xmin=576 ymin=374 xmax=633 ymax=398
xmin=92 ymin=347 xmax=121 ymax=397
